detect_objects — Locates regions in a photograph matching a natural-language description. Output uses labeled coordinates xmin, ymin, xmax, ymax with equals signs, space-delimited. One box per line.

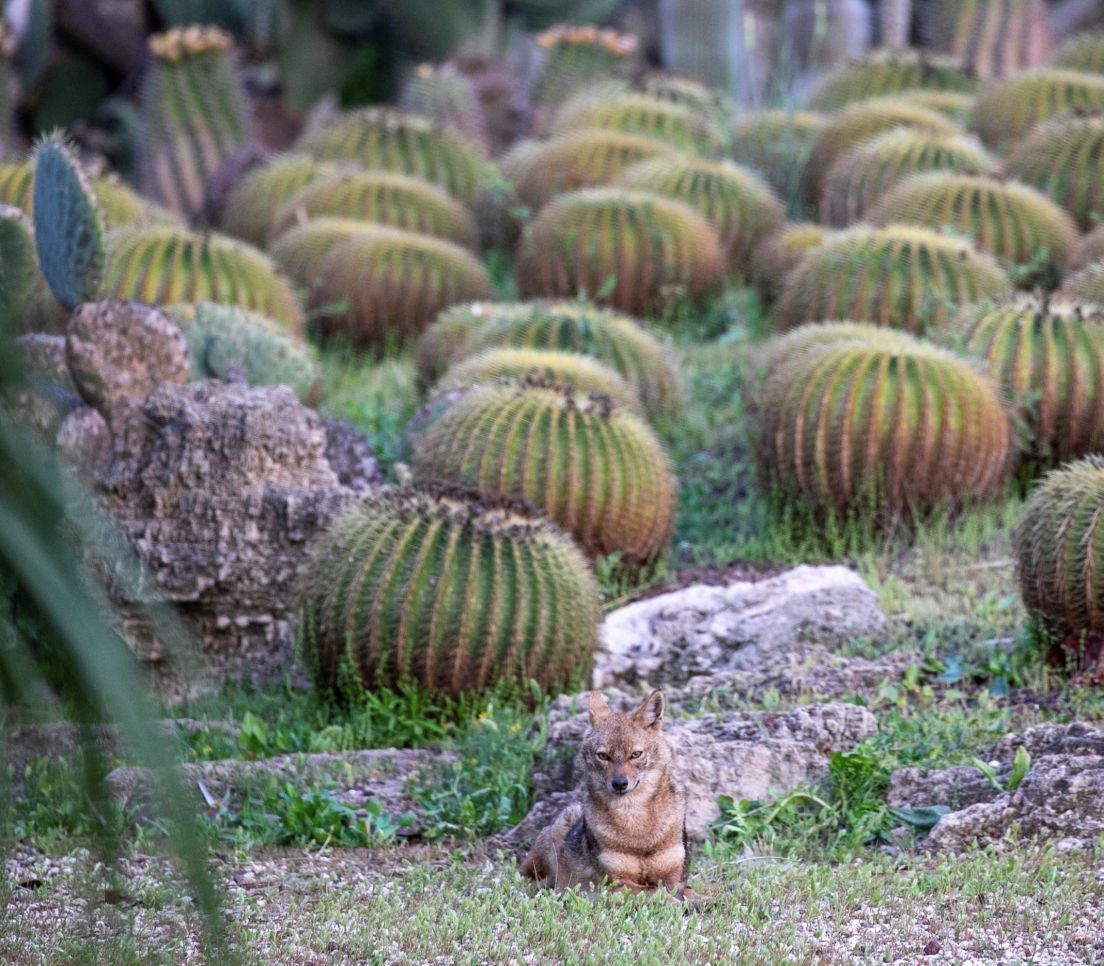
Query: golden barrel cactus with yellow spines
xmin=775 ymin=224 xmax=1011 ymax=334
xmin=516 ymin=187 xmax=725 ymax=315
xmin=430 ymin=347 xmax=641 ymax=413
xmin=417 ymin=300 xmax=680 ymax=418
xmin=641 ymin=74 xmax=735 ymax=128
xmin=950 ymin=295 xmax=1104 ymax=463
xmin=550 ymin=91 xmax=723 ymax=156
xmin=750 ymin=222 xmax=829 ymax=304
xmin=1013 ymin=457 xmax=1104 ymax=648
xmin=730 ymin=110 xmax=826 ymax=216
xmin=895 ymin=90 xmax=978 ymax=126
xmin=221 ymin=154 xmax=338 ymax=246
xmin=269 ymin=217 xmax=370 ymax=290
xmin=616 ymin=155 xmax=784 ymax=275
xmin=102 ymin=226 xmax=304 ymax=331
xmin=1050 ymin=32 xmax=1104 ymax=75
xmin=869 ymin=173 xmax=1078 ymax=281
xmin=284 ymin=223 xmax=492 ymax=348
xmin=756 ymin=323 xmax=1013 ymax=515
xmin=507 ymin=130 xmax=678 ymax=213
xmin=270 ymin=170 xmax=479 ymax=249
xmin=411 ymin=379 xmax=677 ymax=565
xmin=297 ymin=107 xmax=489 ymax=208
xmin=297 ymin=482 xmax=602 ymax=700
xmin=972 ymin=69 xmax=1104 ymax=151
xmin=820 ymin=129 xmax=995 ymax=227
xmin=802 ymin=97 xmax=962 ymax=208
xmin=932 ymin=0 xmax=1052 ymax=79
xmin=1005 ymin=114 xmax=1104 ymax=231
xmin=808 ymin=51 xmax=977 ymax=112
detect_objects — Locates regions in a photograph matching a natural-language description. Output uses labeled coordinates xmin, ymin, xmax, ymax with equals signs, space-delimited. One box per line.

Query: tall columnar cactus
xmin=399 ymin=63 xmax=490 ymax=157
xmin=516 ymin=188 xmax=725 ymax=316
xmin=972 ymin=70 xmax=1104 ymax=152
xmin=775 ymin=225 xmax=1011 ymax=334
xmin=103 ymin=226 xmax=304 ymax=330
xmin=141 ymin=26 xmax=253 ymax=219
xmin=1051 ymin=33 xmax=1104 ymax=75
xmin=550 ymin=91 xmax=723 ymax=156
xmin=277 ymin=222 xmax=492 ymax=348
xmin=950 ymin=296 xmax=1104 ymax=464
xmin=1005 ymin=115 xmax=1104 ymax=231
xmin=730 ymin=110 xmax=827 ymax=217
xmin=807 ymin=51 xmax=977 ymax=111
xmin=930 ymin=0 xmax=1052 ymax=79
xmin=756 ymin=323 xmax=1013 ymax=515
xmin=533 ymin=25 xmax=638 ymax=111
xmin=802 ymin=98 xmax=961 ymax=208
xmin=820 ymin=129 xmax=996 ymax=227
xmin=0 ymin=206 xmax=36 ymax=333
xmin=1013 ymin=457 xmax=1104 ymax=648
xmin=169 ymin=301 xmax=321 ymax=404
xmin=297 ymin=483 xmax=602 ymax=700
xmin=297 ymin=107 xmax=488 ymax=208
xmin=220 ymin=155 xmax=336 ymax=246
xmin=422 ymin=300 xmax=682 ymax=418
xmin=507 ymin=130 xmax=678 ymax=214
xmin=411 ymin=379 xmax=677 ymax=565
xmin=750 ymin=222 xmax=829 ymax=304
xmin=430 ymin=347 xmax=641 ymax=413
xmin=270 ymin=170 xmax=479 ymax=249
xmin=616 ymin=156 xmax=784 ymax=275
xmin=869 ymin=173 xmax=1078 ymax=282
xmin=32 ymin=137 xmax=105 ymax=312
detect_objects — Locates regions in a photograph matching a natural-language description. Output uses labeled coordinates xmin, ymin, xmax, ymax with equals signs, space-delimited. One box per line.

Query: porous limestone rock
xmin=322 ymin=418 xmax=382 ymax=492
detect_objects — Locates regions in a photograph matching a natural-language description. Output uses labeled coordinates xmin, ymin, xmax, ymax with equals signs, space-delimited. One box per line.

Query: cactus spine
xmin=297 ymin=483 xmax=601 ymax=700
xmin=141 ymin=26 xmax=253 ymax=218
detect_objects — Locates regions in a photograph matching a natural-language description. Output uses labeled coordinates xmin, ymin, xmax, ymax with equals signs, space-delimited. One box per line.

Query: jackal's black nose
xmin=611 ymin=776 xmax=629 ymax=793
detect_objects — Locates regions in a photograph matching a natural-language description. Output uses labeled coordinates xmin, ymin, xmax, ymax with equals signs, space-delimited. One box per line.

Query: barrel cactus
xmin=516 ymin=188 xmax=725 ymax=315
xmin=297 ymin=107 xmax=488 ymax=207
xmin=430 ymin=347 xmax=641 ymax=413
xmin=221 ymin=154 xmax=336 ymax=246
xmin=1051 ymin=32 xmax=1104 ymax=75
xmin=0 ymin=206 xmax=36 ymax=333
xmin=820 ymin=129 xmax=996 ymax=227
xmin=972 ymin=69 xmax=1104 ymax=152
xmin=870 ymin=173 xmax=1078 ymax=283
xmin=730 ymin=110 xmax=827 ymax=217
xmin=0 ymin=162 xmax=31 ymax=211
xmin=616 ymin=156 xmax=784 ymax=275
xmin=169 ymin=301 xmax=321 ymax=403
xmin=297 ymin=482 xmax=602 ymax=700
xmin=803 ymin=98 xmax=961 ymax=208
xmin=411 ymin=379 xmax=677 ymax=565
xmin=415 ymin=301 xmax=540 ymax=386
xmin=775 ymin=225 xmax=1011 ymax=334
xmin=268 ymin=217 xmax=368 ymax=289
xmin=550 ymin=91 xmax=722 ymax=156
xmin=270 ymin=170 xmax=479 ymax=248
xmin=642 ymin=74 xmax=735 ymax=129
xmin=533 ymin=24 xmax=638 ymax=110
xmin=507 ymin=130 xmax=678 ymax=213
xmin=33 ymin=136 xmax=105 ymax=312
xmin=399 ymin=63 xmax=489 ymax=157
xmin=930 ymin=0 xmax=1052 ymax=79
xmin=141 ymin=26 xmax=252 ymax=218
xmin=895 ymin=90 xmax=978 ymax=127
xmin=103 ymin=226 xmax=304 ymax=330
xmin=1005 ymin=114 xmax=1104 ymax=231
xmin=750 ymin=222 xmax=828 ymax=304
xmin=756 ymin=323 xmax=1013 ymax=515
xmin=950 ymin=295 xmax=1104 ymax=463
xmin=807 ymin=51 xmax=976 ymax=111
xmin=280 ymin=222 xmax=492 ymax=348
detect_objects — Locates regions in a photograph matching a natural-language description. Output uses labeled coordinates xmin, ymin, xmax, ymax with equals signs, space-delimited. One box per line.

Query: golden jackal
xmin=520 ymin=689 xmax=706 ymax=902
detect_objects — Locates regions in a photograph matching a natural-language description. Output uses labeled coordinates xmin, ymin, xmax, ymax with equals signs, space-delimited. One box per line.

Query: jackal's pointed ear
xmin=634 ymin=689 xmax=665 ymax=729
xmin=587 ymin=691 xmax=611 ymax=724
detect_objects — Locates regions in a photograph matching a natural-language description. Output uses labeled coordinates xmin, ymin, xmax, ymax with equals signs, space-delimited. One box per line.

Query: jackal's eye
xmin=596 ymin=751 xmax=610 ymax=761
xmin=629 ymin=750 xmax=643 ymax=760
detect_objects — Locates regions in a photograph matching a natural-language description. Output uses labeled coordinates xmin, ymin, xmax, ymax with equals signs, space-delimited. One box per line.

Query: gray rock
xmin=322 ymin=418 xmax=382 ymax=492
xmin=887 ymin=723 xmax=1104 ymax=852
xmin=102 ymin=381 xmax=356 ymax=697
xmin=10 ymin=334 xmax=82 ymax=435
xmin=66 ymin=300 xmax=190 ymax=427
xmin=511 ymin=693 xmax=877 ymax=844
xmin=55 ymin=405 xmax=113 ymax=481
xmin=595 ymin=565 xmax=888 ymax=688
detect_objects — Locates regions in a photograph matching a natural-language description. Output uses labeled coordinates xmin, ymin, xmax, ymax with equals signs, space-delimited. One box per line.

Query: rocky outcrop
xmin=10 ymin=334 xmax=81 ymax=435
xmin=888 ymin=723 xmax=1104 ymax=852
xmin=322 ymin=418 xmax=382 ymax=492
xmin=511 ymin=691 xmax=877 ymax=844
xmin=595 ymin=565 xmax=888 ymax=688
xmin=102 ymin=381 xmax=356 ymax=696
